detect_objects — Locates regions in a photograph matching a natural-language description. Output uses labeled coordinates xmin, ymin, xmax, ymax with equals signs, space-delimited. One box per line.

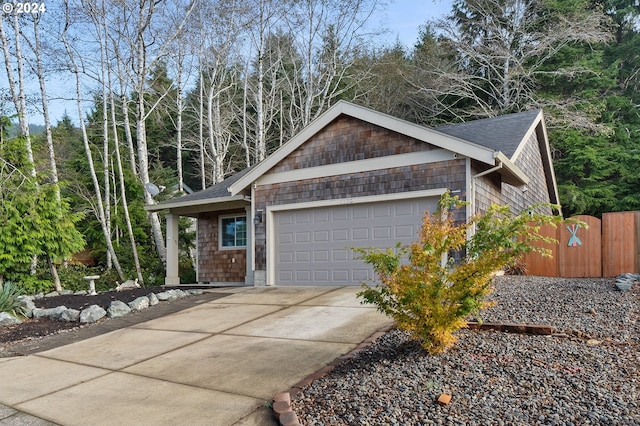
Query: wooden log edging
xmin=466 ymin=321 xmax=556 ymax=335
xmin=270 ymin=321 xmax=556 ymax=425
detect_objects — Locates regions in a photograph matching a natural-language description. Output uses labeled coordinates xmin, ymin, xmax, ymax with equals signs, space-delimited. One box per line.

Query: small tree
xmin=354 ymin=192 xmax=561 ymax=354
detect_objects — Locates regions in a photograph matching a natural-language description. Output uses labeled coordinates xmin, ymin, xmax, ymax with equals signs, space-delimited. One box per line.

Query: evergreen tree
xmin=0 ymin=121 xmax=85 ymax=291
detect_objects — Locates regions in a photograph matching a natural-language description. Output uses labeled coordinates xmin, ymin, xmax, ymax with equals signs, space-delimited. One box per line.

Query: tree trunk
xmin=31 ymin=15 xmax=64 ymax=291
xmin=62 ymin=1 xmax=125 ymax=281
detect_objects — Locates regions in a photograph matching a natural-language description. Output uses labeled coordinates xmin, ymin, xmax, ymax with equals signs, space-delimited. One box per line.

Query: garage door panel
xmin=274 ymin=197 xmax=437 ymax=285
xmin=332 ymin=249 xmax=349 ymax=261
xmin=373 ymin=226 xmax=391 ymax=239
xmin=352 ymin=228 xmax=369 ymax=240
xmin=396 ymin=202 xmax=415 ymax=216
xmin=279 ymin=270 xmax=294 ymax=283
xmin=333 ymin=208 xmax=349 ymax=221
xmin=295 ymin=251 xmax=311 ymax=262
xmin=295 ymin=212 xmax=311 ymax=223
xmin=373 ymin=205 xmax=392 ymax=217
xmin=352 ymin=269 xmax=372 ymax=282
xmin=332 ymin=229 xmax=349 ymax=241
xmin=295 ymin=231 xmax=311 ymax=243
xmin=314 ymin=270 xmax=330 ymax=281
xmin=314 ymin=211 xmax=330 ymax=222
xmin=332 ymin=270 xmax=349 ymax=281
xmin=314 ymin=230 xmax=329 ymax=242
xmin=395 ymin=224 xmax=415 ymax=239
xmin=279 ymin=232 xmax=294 ymax=245
xmin=313 ymin=250 xmax=329 ymax=262
xmin=280 ymin=251 xmax=294 ymax=263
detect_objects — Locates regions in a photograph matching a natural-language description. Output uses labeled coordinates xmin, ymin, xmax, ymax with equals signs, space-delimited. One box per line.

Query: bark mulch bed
xmin=0 ymin=286 xmax=213 ymax=351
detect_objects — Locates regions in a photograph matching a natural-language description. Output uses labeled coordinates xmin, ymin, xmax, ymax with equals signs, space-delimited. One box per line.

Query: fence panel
xmin=559 ymin=215 xmax=601 ymax=278
xmin=602 ymin=211 xmax=640 ymax=277
xmin=522 ymin=223 xmax=558 ymax=277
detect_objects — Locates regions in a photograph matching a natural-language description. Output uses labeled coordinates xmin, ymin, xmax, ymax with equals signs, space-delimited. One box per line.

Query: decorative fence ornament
xmin=567 ymin=224 xmax=582 ymax=247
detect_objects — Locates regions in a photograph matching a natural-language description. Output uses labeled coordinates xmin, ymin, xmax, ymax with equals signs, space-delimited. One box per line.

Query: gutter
xmin=472 ymin=162 xmax=503 ymax=180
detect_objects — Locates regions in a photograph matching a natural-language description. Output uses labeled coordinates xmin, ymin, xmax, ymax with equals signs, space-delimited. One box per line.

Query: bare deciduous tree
xmin=410 ymin=0 xmax=613 ymax=123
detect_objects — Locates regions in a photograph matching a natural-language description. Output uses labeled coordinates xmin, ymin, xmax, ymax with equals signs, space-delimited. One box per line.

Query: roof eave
xmin=144 ymin=194 xmax=250 ymax=213
xmin=495 ymin=152 xmax=530 ymax=187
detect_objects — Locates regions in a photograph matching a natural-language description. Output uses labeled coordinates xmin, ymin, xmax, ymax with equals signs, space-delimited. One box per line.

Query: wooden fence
xmin=523 ymin=211 xmax=640 ymax=278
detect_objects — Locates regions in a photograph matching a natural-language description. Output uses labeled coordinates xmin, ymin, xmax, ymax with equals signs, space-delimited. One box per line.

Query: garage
xmin=273 ymin=197 xmax=439 ymax=285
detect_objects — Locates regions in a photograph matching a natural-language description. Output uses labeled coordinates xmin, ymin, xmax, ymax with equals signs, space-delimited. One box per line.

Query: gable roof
xmin=435 ymin=110 xmax=542 ymax=158
xmin=148 ymin=101 xmax=559 ymax=213
xmin=146 ymin=167 xmax=252 ymax=213
xmin=228 ymin=101 xmax=530 ymax=195
xmin=437 ymin=109 xmax=559 ymax=206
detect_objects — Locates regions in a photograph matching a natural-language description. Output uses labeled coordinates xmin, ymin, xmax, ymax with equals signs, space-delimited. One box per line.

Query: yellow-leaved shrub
xmin=354 ymin=191 xmax=562 ymax=354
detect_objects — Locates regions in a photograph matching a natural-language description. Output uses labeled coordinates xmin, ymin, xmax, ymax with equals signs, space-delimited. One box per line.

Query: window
xmin=220 ymin=215 xmax=247 ymax=248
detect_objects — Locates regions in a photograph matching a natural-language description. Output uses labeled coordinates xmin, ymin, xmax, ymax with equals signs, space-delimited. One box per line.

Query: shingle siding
xmin=272 ymin=116 xmax=435 ymax=172
xmin=197 ymin=210 xmax=247 ymax=283
xmin=473 ymin=131 xmax=552 ymax=215
xmin=507 ymin=132 xmax=552 ymax=214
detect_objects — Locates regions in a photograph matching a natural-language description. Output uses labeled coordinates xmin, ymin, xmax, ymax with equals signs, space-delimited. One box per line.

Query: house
xmin=147 ymin=101 xmax=559 ymax=287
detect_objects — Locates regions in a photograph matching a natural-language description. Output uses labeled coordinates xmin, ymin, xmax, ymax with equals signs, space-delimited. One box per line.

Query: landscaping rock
xmin=44 ymin=291 xmax=60 ymax=298
xmin=107 ymin=301 xmax=132 ymax=318
xmin=60 ymin=309 xmax=80 ymax=322
xmin=0 ymin=312 xmax=21 ymax=327
xmin=186 ymin=289 xmax=204 ymax=296
xmin=60 ymin=290 xmax=74 ymax=295
xmin=16 ymin=296 xmax=36 ymax=318
xmin=80 ymin=305 xmax=106 ymax=324
xmin=74 ymin=290 xmax=88 ymax=295
xmin=147 ymin=293 xmax=159 ymax=306
xmin=128 ymin=296 xmax=149 ymax=311
xmin=33 ymin=306 xmax=69 ymax=321
xmin=156 ymin=290 xmax=182 ymax=301
xmin=173 ymin=289 xmax=188 ymax=299
xmin=615 ymin=274 xmax=636 ymax=291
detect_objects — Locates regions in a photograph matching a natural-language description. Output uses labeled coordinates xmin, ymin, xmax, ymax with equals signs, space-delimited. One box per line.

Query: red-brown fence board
xmin=523 ymin=211 xmax=640 ymax=278
xmin=602 ymin=211 xmax=640 ymax=277
xmin=559 ymin=215 xmax=601 ymax=278
xmin=522 ymin=223 xmax=558 ymax=277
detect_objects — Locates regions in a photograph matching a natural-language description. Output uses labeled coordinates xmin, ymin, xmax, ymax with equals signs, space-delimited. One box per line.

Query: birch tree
xmin=61 ymin=0 xmax=125 ymax=281
xmin=284 ymin=0 xmax=381 ymax=128
xmin=127 ymin=0 xmax=197 ymax=264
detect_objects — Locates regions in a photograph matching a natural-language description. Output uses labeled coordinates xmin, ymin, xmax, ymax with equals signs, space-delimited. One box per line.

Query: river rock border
xmin=14 ymin=289 xmax=204 ymax=325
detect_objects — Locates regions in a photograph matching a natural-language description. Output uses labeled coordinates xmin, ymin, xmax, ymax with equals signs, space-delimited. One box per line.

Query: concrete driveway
xmin=0 ymin=286 xmax=392 ymax=426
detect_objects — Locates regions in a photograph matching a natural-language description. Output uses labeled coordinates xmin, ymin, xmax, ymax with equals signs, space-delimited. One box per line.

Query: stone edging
xmin=15 ymin=289 xmax=204 ymax=325
xmin=270 ymin=321 xmax=557 ymax=425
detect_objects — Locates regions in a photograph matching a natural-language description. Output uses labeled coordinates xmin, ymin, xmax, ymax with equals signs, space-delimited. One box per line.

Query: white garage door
xmin=274 ymin=197 xmax=438 ymax=286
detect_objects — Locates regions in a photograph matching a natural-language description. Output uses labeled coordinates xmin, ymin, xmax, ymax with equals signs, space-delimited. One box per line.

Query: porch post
xmin=245 ymin=205 xmax=254 ymax=285
xmin=165 ymin=213 xmax=180 ymax=285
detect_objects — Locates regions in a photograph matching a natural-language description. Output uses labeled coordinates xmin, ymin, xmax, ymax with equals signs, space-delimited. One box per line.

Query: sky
xmin=378 ymin=0 xmax=452 ymax=48
xmin=11 ymin=0 xmax=453 ymax=126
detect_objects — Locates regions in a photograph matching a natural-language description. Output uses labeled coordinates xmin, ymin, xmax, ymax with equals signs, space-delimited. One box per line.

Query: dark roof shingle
xmin=153 ymin=166 xmax=253 ymax=207
xmin=435 ymin=110 xmax=541 ymax=158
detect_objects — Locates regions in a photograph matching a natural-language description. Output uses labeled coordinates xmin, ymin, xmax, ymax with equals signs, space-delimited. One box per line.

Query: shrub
xmin=354 ymin=191 xmax=562 ymax=354
xmin=0 ymin=281 xmax=26 ymax=317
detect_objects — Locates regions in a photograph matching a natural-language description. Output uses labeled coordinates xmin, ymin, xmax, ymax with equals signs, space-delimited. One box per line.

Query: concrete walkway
xmin=0 ymin=286 xmax=392 ymax=425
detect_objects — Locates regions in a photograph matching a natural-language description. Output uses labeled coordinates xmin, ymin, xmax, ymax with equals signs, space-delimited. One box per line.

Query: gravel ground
xmin=291 ymin=276 xmax=640 ymax=425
